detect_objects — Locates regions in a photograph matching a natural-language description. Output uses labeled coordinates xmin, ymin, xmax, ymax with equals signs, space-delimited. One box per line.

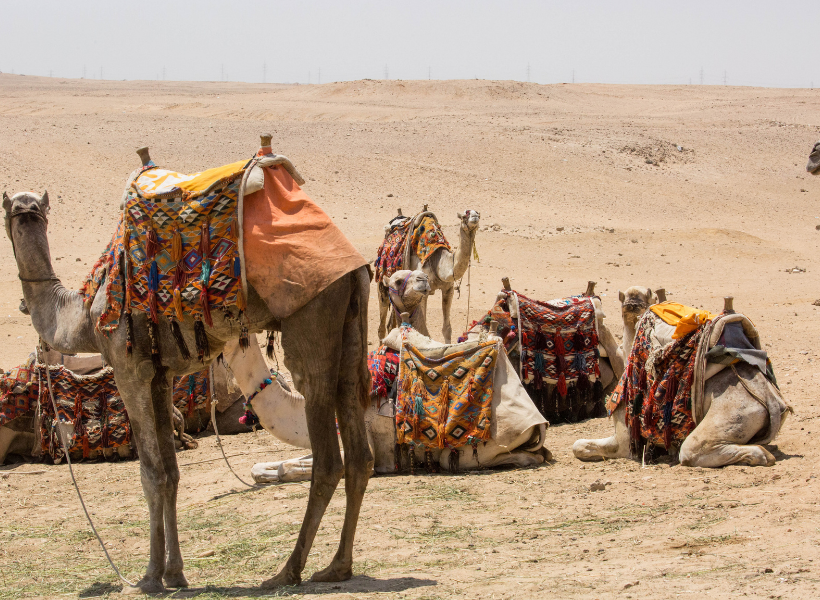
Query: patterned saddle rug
xmin=368 ymin=345 xmax=400 ymax=399
xmin=467 ymin=291 xmax=603 ymax=424
xmin=82 ymin=151 xmax=367 ymax=366
xmin=395 ymin=337 xmax=498 ymax=466
xmin=374 ymin=213 xmax=450 ymax=283
xmin=0 ymin=354 xmax=210 ymax=461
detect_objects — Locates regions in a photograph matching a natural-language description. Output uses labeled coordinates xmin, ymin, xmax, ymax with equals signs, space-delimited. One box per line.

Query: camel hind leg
xmin=377 ymin=282 xmax=390 ymax=341
xmin=262 ymin=269 xmax=366 ymax=588
xmin=679 ymin=364 xmax=774 ymax=468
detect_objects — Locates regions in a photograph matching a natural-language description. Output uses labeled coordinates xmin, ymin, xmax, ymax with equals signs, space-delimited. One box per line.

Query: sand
xmin=1 ymin=74 xmax=819 ymax=599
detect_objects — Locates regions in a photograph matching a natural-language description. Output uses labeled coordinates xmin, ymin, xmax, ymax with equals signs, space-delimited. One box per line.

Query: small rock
xmin=813 ymin=299 xmax=820 ymax=306
xmin=763 ymin=567 xmax=774 ymax=573
xmin=677 ymin=145 xmax=684 ymax=152
xmin=623 ymin=581 xmax=639 ymax=589
xmin=590 ymin=480 xmax=607 ymax=492
xmin=196 ymin=549 xmax=215 ymax=558
xmin=631 ymin=239 xmax=638 ymax=243
xmin=75 ymin=257 xmax=81 ymax=262
xmin=556 ymin=226 xmax=564 ymax=232
xmin=387 ymin=193 xmax=393 ymax=197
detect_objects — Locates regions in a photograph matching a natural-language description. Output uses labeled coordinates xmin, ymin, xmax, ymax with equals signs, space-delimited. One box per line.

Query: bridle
xmin=388 ymin=271 xmax=421 ymax=321
xmin=5 ymin=201 xmax=61 ymax=284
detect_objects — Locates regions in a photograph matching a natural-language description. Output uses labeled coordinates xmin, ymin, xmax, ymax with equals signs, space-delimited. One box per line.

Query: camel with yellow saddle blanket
xmin=574 ymin=295 xmax=791 ymax=468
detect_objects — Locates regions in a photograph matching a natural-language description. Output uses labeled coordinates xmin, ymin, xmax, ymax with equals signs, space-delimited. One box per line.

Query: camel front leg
xmin=441 ymin=284 xmax=454 ymax=344
xmin=572 ymin=404 xmax=631 ymax=461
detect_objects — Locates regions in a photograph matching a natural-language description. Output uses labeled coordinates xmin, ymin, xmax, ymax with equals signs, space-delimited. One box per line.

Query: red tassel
xmin=557 ymin=372 xmax=567 ymax=397
xmin=199 ymin=220 xmax=211 ymax=258
xmin=187 ymin=392 xmax=195 ymax=418
xmin=554 ymin=330 xmax=566 ymax=356
xmin=201 ymin=287 xmax=213 ymax=327
xmin=149 ymin=290 xmax=158 ymax=324
xmin=145 ymin=226 xmax=159 ymax=260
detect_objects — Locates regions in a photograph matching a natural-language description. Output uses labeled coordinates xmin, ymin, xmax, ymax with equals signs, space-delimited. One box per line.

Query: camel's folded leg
xmin=679 ymin=367 xmax=774 ymax=468
xmin=251 ymin=455 xmax=314 ymax=483
xmin=572 ymin=404 xmax=631 ymax=461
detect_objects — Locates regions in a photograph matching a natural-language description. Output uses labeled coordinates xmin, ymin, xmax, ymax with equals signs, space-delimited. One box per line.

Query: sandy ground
xmin=1 ymin=75 xmax=820 ymax=599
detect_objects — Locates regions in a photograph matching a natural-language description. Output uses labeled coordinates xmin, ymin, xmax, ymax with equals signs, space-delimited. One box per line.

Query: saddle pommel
xmin=136 ymin=146 xmax=151 ymax=166
xmin=724 ymin=296 xmax=734 ymax=313
xmin=400 ymin=312 xmax=411 ymax=324
xmin=260 ymin=133 xmax=272 ymax=147
xmin=502 ymin=277 xmax=512 ymax=291
xmin=489 ymin=320 xmax=498 ymax=335
xmin=655 ymin=288 xmax=667 ymax=303
xmin=397 ymin=208 xmax=403 ymax=216
xmin=584 ymin=281 xmax=596 ymax=297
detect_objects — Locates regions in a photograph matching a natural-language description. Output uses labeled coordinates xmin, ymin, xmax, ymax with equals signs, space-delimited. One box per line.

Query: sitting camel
xmin=807 ymin=141 xmax=820 ymax=174
xmin=615 ymin=286 xmax=659 ymax=368
xmin=241 ymin=270 xmax=548 ymax=483
xmin=3 ymin=137 xmax=372 ymax=592
xmin=376 ymin=208 xmax=480 ymax=343
xmin=573 ymin=296 xmax=791 ymax=467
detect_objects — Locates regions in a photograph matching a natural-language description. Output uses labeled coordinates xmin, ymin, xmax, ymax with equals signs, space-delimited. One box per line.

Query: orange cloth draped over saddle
xmin=650 ymin=301 xmax=716 ymax=340
xmin=243 ymin=164 xmax=367 ymax=319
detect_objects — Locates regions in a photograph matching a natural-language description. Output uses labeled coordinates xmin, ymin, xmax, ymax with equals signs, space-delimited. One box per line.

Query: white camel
xmin=235 ymin=270 xmax=549 ymax=483
xmin=377 ymin=209 xmax=480 ymax=344
xmin=573 ymin=297 xmax=791 ymax=467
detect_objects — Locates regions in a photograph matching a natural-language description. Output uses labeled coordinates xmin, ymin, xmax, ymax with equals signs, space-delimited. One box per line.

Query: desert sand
xmin=1 ymin=74 xmax=819 ymax=599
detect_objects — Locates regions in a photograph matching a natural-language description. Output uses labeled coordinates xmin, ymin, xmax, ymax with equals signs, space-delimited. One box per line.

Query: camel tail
xmin=349 ymin=266 xmax=372 ymax=409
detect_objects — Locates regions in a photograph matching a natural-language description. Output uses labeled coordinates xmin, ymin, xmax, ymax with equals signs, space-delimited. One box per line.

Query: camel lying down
xmin=228 ymin=326 xmax=550 ymax=484
xmin=574 ymin=305 xmax=791 ymax=468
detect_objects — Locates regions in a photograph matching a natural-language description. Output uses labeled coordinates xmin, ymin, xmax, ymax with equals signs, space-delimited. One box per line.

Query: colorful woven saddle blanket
xmin=374 ymin=214 xmax=451 ymax=283
xmin=0 ymin=355 xmax=39 ymax=428
xmin=606 ymin=310 xmax=703 ymax=451
xmin=368 ymin=345 xmax=400 ymax=399
xmin=396 ymin=338 xmax=498 ymax=450
xmin=173 ymin=371 xmax=210 ymax=417
xmin=475 ymin=292 xmax=601 ymax=394
xmin=39 ymin=365 xmax=131 ymax=461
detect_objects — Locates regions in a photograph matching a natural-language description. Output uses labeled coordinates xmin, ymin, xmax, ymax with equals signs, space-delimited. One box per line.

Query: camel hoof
xmin=310 ymin=563 xmax=353 ymax=583
xmin=163 ymin=572 xmax=189 ymax=588
xmin=121 ymin=579 xmax=165 ymax=595
xmin=261 ymin=569 xmax=301 ymax=589
xmin=572 ymin=439 xmax=605 ymax=462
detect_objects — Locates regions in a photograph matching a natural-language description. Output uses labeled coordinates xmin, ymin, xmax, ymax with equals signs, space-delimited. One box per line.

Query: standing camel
xmin=807 ymin=141 xmax=820 ymax=174
xmin=2 ymin=139 xmax=372 ymax=592
xmin=377 ymin=209 xmax=480 ymax=343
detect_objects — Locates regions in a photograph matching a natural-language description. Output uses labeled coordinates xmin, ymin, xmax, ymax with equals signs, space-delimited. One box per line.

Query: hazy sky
xmin=2 ymin=0 xmax=818 ymax=87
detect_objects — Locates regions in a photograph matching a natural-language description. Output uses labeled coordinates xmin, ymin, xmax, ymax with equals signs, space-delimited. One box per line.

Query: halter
xmin=5 ymin=203 xmax=61 ymax=283
xmin=388 ymin=271 xmax=420 ymax=321
xmin=622 ymin=298 xmax=649 ymax=312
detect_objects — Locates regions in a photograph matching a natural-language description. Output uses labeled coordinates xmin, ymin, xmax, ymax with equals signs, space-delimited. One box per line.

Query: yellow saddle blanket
xmin=134 ymin=160 xmax=249 ymax=200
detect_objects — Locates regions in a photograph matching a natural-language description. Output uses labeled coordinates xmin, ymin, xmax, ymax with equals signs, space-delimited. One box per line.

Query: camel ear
xmin=2 ymin=192 xmax=10 ymax=213
xmin=646 ymin=288 xmax=653 ymax=301
xmin=457 ymin=211 xmax=466 ymax=221
xmin=41 ymin=191 xmax=50 ymax=212
xmin=618 ymin=290 xmax=625 ymax=303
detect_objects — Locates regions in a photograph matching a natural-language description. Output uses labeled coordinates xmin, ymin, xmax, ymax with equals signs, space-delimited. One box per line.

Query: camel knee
xmin=679 ymin=436 xmax=775 ymax=468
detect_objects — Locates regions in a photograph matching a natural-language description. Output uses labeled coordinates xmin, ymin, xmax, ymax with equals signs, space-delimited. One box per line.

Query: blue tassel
xmin=200 ymin=259 xmax=211 ymax=285
xmin=573 ymin=352 xmax=586 ymax=373
xmin=414 ymin=394 xmax=425 ymax=417
xmin=148 ymin=261 xmax=159 ymax=291
xmin=187 ymin=375 xmax=196 ymax=396
xmin=534 ymin=351 xmax=545 ymax=373
xmin=233 ymin=256 xmax=241 ymax=277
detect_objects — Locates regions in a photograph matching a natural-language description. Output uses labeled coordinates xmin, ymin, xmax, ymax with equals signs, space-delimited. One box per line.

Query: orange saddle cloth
xmin=243 ymin=164 xmax=367 ymax=319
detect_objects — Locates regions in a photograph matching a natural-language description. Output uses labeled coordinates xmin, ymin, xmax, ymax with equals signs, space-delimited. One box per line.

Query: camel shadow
xmin=766 ymin=445 xmax=803 ymax=462
xmin=79 ymin=575 xmax=437 ymax=598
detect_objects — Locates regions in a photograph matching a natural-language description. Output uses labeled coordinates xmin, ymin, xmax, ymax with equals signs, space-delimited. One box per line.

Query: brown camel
xmin=2 ymin=141 xmax=372 ymax=593
xmin=807 ymin=141 xmax=820 ymax=174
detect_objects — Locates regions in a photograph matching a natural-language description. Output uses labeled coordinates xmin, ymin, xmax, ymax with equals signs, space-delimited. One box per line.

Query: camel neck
xmin=451 ymin=225 xmax=476 ymax=282
xmin=10 ymin=216 xmax=98 ymax=353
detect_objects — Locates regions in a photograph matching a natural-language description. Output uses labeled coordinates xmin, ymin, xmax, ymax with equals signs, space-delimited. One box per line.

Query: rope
xmin=209 ymin=363 xmax=258 ymax=488
xmin=37 ymin=342 xmax=135 ymax=587
xmin=729 ymin=363 xmax=769 ymax=411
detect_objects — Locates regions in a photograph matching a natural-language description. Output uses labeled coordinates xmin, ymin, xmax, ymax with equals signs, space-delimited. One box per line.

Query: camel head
xmin=457 ymin=209 xmax=481 ymax=232
xmin=808 ymin=141 xmax=820 ymax=175
xmin=386 ymin=269 xmax=431 ymax=314
xmin=618 ymin=286 xmax=654 ymax=330
xmin=3 ymin=191 xmax=50 ymax=242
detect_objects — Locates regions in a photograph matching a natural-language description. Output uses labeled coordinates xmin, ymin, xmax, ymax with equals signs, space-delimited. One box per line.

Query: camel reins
xmin=388 ymin=271 xmax=420 ymax=321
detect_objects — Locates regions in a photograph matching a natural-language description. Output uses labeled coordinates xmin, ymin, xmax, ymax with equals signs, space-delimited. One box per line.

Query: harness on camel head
xmin=388 ymin=270 xmax=419 ymax=323
xmin=3 ymin=193 xmax=61 ymax=284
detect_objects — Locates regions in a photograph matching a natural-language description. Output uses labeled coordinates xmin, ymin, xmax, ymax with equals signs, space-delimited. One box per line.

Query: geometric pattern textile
xmin=368 ymin=345 xmax=400 ymax=399
xmin=172 ymin=370 xmax=210 ymax=417
xmin=606 ymin=311 xmax=702 ymax=452
xmin=0 ymin=355 xmax=39 ymax=427
xmin=470 ymin=292 xmax=602 ymax=423
xmin=374 ymin=215 xmax=451 ymax=283
xmin=38 ymin=365 xmax=131 ymax=461
xmin=395 ymin=340 xmax=497 ymax=450
xmin=81 ymin=163 xmax=247 ymax=339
